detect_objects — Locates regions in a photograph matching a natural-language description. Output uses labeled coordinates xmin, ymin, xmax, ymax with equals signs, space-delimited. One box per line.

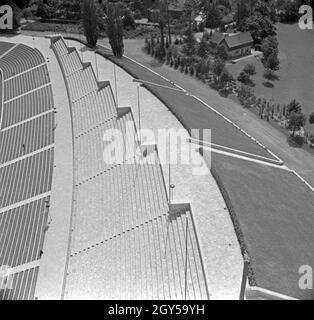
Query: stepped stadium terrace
xmin=0 ymin=41 xmax=55 ymax=300
xmin=0 ymin=34 xmax=313 ymax=300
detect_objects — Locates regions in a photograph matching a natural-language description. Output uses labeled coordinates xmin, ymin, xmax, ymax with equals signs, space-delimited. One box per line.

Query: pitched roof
xmin=223 ymin=32 xmax=254 ymax=50
xmin=209 ymin=32 xmax=225 ymax=45
xmin=168 ymin=0 xmax=186 ymax=11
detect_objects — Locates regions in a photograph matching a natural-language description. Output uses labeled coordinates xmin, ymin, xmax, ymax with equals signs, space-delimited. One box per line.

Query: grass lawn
xmin=22 ymin=21 xmax=81 ymax=34
xmin=210 ymin=152 xmax=314 ymax=299
xmin=95 ymin=45 xmax=277 ymax=160
xmin=227 ymin=23 xmax=314 ymax=132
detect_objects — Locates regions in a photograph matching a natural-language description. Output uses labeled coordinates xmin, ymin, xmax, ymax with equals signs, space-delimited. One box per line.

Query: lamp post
xmin=95 ymin=52 xmax=99 ymax=80
xmin=113 ymin=63 xmax=118 ymax=107
xmin=137 ymin=84 xmax=141 ymax=144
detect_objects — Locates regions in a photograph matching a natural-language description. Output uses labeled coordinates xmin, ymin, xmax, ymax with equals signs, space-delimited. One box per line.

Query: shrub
xmin=243 ymin=63 xmax=256 ymax=76
xmin=190 ymin=65 xmax=195 ymax=76
xmin=134 ymin=9 xmax=142 ymax=20
xmin=238 ymin=71 xmax=250 ymax=84
xmin=174 ymin=58 xmax=179 ymax=69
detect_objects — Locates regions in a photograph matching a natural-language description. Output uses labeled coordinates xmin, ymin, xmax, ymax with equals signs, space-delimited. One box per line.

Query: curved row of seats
xmin=1 ymin=85 xmax=54 ymax=129
xmin=0 ymin=42 xmax=15 ymax=58
xmin=73 ymin=87 xmax=116 ymax=137
xmin=0 ymin=41 xmax=55 ymax=300
xmin=0 ymin=112 xmax=54 ymax=164
xmin=0 ymin=148 xmax=54 ymax=209
xmin=0 ymin=44 xmax=45 ymax=80
xmin=51 ymin=36 xmax=208 ymax=300
xmin=3 ymin=65 xmax=50 ymax=102
xmin=0 ymin=197 xmax=50 ymax=268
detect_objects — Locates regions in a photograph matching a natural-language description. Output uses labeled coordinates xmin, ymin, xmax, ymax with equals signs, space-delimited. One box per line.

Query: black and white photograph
xmin=0 ymin=0 xmax=314 ymax=306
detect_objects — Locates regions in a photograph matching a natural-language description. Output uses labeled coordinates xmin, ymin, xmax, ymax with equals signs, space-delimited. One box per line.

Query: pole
xmin=184 ymin=215 xmax=189 ymax=300
xmin=114 ymin=63 xmax=118 ymax=107
xmin=137 ymin=85 xmax=141 ymax=144
xmin=168 ymin=133 xmax=171 ymax=205
xmin=80 ymin=33 xmax=83 ymax=62
xmin=95 ymin=52 xmax=99 ymax=80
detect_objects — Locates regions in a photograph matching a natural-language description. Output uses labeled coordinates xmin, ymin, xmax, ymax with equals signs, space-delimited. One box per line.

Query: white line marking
xmin=3 ymin=83 xmax=51 ymax=104
xmin=5 ymin=260 xmax=41 ymax=276
xmin=4 ymin=63 xmax=47 ymax=82
xmin=248 ymin=286 xmax=298 ymax=300
xmin=200 ymin=144 xmax=290 ymax=170
xmin=0 ymin=192 xmax=51 ymax=215
xmin=1 ymin=109 xmax=54 ymax=132
xmin=290 ymin=170 xmax=314 ymax=192
xmin=0 ymin=145 xmax=54 ymax=169
xmin=0 ymin=43 xmax=18 ymax=60
xmin=189 ymin=138 xmax=283 ymax=165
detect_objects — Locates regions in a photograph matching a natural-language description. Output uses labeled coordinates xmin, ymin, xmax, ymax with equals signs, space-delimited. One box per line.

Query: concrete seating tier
xmin=0 ymin=112 xmax=54 ymax=164
xmin=3 ymin=65 xmax=50 ymax=101
xmin=1 ymin=85 xmax=54 ymax=128
xmin=0 ymin=44 xmax=45 ymax=80
xmin=0 ymin=197 xmax=50 ymax=267
xmin=66 ymin=211 xmax=207 ymax=300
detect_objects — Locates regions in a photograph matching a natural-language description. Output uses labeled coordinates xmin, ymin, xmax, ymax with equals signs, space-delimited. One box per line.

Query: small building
xmin=220 ymin=32 xmax=254 ymax=59
xmin=147 ymin=0 xmax=186 ymax=22
xmin=209 ymin=32 xmax=225 ymax=47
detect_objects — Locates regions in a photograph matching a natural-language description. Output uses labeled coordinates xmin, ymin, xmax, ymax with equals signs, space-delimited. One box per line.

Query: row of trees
xmin=237 ymin=86 xmax=314 ymax=143
xmin=81 ymin=0 xmax=123 ymax=56
xmin=145 ymin=34 xmax=235 ymax=97
xmin=276 ymin=0 xmax=314 ymax=22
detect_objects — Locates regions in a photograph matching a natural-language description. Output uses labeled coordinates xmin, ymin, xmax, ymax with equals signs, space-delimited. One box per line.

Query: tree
xmin=182 ymin=28 xmax=196 ymax=57
xmin=309 ymin=112 xmax=314 ymax=124
xmin=106 ymin=3 xmax=124 ymax=57
xmin=288 ymin=111 xmax=306 ymax=137
xmin=215 ymin=45 xmax=229 ymax=62
xmin=276 ymin=0 xmax=306 ymax=22
xmin=265 ymin=52 xmax=280 ymax=71
xmin=235 ymin=0 xmax=251 ymax=29
xmin=263 ymin=68 xmax=275 ymax=83
xmin=238 ymin=71 xmax=250 ymax=84
xmin=261 ymin=36 xmax=279 ymax=64
xmin=243 ymin=63 xmax=256 ymax=76
xmin=122 ymin=9 xmax=135 ymax=29
xmin=243 ymin=1 xmax=277 ymax=45
xmin=184 ymin=0 xmax=200 ymax=32
xmin=287 ymin=99 xmax=302 ymax=115
xmin=197 ymin=37 xmax=210 ymax=58
xmin=203 ymin=2 xmax=222 ymax=29
xmin=219 ymin=68 xmax=232 ymax=86
xmin=212 ymin=58 xmax=225 ymax=82
xmin=81 ymin=0 xmax=99 ymax=47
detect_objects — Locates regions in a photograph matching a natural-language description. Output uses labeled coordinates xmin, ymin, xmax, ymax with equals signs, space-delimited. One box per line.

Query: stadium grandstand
xmin=51 ymin=36 xmax=209 ymax=299
xmin=0 ymin=42 xmax=55 ymax=300
xmin=1 ymin=32 xmax=314 ymax=301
